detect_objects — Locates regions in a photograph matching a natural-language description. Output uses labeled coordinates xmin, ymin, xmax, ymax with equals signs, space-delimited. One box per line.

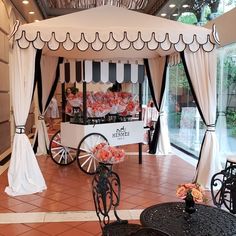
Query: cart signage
xmin=112 ymin=126 xmax=130 ymax=140
xmin=61 ymin=121 xmax=144 ymax=148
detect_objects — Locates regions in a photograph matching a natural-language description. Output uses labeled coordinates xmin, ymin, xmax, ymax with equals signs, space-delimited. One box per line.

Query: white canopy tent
xmin=7 ymin=5 xmax=221 ymax=196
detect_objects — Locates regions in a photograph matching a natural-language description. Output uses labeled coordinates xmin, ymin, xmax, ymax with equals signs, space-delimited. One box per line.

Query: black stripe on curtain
xmin=92 ymin=61 xmax=101 ymax=83
xmin=144 ymin=57 xmax=168 ymax=154
xmin=44 ymin=57 xmax=63 ymax=154
xmin=33 ymin=49 xmax=42 ymax=153
xmin=180 ymin=51 xmax=207 ymax=168
xmin=76 ymin=61 xmax=82 ymax=82
xmin=32 ymin=50 xmax=42 ymax=103
xmin=62 ymin=61 xmax=145 ymax=83
xmin=144 ymin=59 xmax=158 ymax=109
xmin=45 ymin=57 xmax=64 ymax=109
xmin=65 ymin=62 xmax=70 ymax=83
xmin=124 ymin=64 xmax=131 ymax=82
xmin=138 ymin=65 xmax=145 ymax=83
xmin=109 ymin=63 xmax=116 ymax=83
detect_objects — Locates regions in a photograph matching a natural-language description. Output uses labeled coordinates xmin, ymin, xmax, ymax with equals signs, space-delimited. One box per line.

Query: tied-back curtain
xmin=181 ymin=49 xmax=221 ymax=189
xmin=33 ymin=54 xmax=60 ymax=155
xmin=5 ymin=44 xmax=46 ymax=196
xmin=144 ymin=57 xmax=171 ymax=154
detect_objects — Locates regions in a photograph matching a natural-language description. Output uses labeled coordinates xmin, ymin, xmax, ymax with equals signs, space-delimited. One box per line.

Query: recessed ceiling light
xmin=172 ymin=13 xmax=178 ymax=16
xmin=182 ymin=4 xmax=189 ymax=8
xmin=161 ymin=13 xmax=167 ymax=17
xmin=29 ymin=11 xmax=35 ymax=15
xmin=22 ymin=0 xmax=29 ymax=4
xmin=169 ymin=4 xmax=176 ymax=8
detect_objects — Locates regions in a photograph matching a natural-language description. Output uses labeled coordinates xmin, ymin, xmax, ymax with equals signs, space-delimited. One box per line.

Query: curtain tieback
xmin=38 ymin=115 xmax=45 ymax=120
xmin=15 ymin=125 xmax=25 ymax=134
xmin=207 ymin=124 xmax=215 ymax=132
xmin=159 ymin=111 xmax=164 ymax=117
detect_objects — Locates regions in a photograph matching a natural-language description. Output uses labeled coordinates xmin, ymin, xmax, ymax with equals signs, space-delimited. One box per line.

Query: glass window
xmin=166 ymin=64 xmax=204 ymax=158
xmin=217 ymin=43 xmax=236 ymax=153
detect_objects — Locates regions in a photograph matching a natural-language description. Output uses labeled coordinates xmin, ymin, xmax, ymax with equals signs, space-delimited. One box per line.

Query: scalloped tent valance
xmin=14 ymin=5 xmax=219 ymax=59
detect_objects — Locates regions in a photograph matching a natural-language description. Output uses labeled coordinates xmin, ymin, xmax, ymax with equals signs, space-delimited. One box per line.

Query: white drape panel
xmin=216 ymin=53 xmax=230 ymax=164
xmin=183 ymin=48 xmax=221 ymax=189
xmin=5 ymin=44 xmax=47 ymax=196
xmin=148 ymin=57 xmax=171 ymax=155
xmin=35 ymin=55 xmax=59 ymax=155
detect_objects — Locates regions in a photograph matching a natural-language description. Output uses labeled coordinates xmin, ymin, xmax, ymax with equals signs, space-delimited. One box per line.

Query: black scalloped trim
xmin=16 ymin=30 xmax=216 ymax=53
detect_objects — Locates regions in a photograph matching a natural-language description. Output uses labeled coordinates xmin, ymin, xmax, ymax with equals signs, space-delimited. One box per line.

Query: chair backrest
xmin=211 ymin=165 xmax=236 ymax=214
xmin=129 ymin=227 xmax=170 ymax=236
xmin=92 ymin=163 xmax=122 ymax=229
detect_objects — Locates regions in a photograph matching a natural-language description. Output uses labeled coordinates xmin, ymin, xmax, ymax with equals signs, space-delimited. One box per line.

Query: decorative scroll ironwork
xmin=140 ymin=202 xmax=236 ymax=236
xmin=92 ymin=163 xmax=122 ymax=228
xmin=211 ymin=165 xmax=236 ymax=214
xmin=92 ymin=163 xmax=142 ymax=235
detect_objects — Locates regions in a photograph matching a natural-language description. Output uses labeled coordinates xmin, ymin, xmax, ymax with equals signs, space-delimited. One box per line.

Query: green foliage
xmin=224 ymin=58 xmax=236 ymax=86
xmin=226 ymin=109 xmax=236 ymax=136
xmin=168 ymin=112 xmax=181 ymax=128
xmin=178 ymin=12 xmax=197 ymax=25
xmin=169 ymin=64 xmax=190 ymax=91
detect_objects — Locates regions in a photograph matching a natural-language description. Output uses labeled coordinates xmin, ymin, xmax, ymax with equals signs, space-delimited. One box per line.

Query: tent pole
xmin=61 ymin=83 xmax=66 ymax=122
xmin=82 ymin=82 xmax=87 ymax=124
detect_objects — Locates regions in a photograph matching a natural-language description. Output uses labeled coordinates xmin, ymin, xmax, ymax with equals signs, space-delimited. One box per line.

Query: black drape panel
xmin=33 ymin=50 xmax=42 ymax=153
xmin=144 ymin=57 xmax=168 ymax=154
xmin=32 ymin=50 xmax=42 ymax=103
xmin=33 ymin=56 xmax=63 ymax=153
xmin=45 ymin=57 xmax=64 ymax=109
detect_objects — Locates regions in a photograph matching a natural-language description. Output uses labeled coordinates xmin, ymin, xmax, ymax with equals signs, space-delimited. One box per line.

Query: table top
xmin=140 ymin=202 xmax=236 ymax=236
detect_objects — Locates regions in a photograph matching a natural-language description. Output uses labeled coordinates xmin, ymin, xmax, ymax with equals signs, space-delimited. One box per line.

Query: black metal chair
xmin=211 ymin=165 xmax=236 ymax=214
xmin=92 ymin=163 xmax=142 ymax=236
xmin=129 ymin=227 xmax=170 ymax=236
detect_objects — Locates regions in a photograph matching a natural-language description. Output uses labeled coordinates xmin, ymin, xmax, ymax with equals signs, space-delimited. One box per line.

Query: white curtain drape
xmin=5 ymin=44 xmax=46 ymax=196
xmin=183 ymin=48 xmax=221 ymax=189
xmin=148 ymin=57 xmax=171 ymax=154
xmin=34 ymin=55 xmax=59 ymax=155
xmin=216 ymin=51 xmax=230 ymax=165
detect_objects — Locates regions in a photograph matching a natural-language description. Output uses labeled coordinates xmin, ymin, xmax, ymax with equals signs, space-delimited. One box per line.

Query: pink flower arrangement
xmin=93 ymin=143 xmax=125 ymax=164
xmin=66 ymin=91 xmax=140 ymax=117
xmin=176 ymin=183 xmax=207 ymax=203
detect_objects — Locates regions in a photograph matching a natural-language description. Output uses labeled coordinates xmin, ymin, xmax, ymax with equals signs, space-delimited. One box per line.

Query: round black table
xmin=140 ymin=202 xmax=236 ymax=236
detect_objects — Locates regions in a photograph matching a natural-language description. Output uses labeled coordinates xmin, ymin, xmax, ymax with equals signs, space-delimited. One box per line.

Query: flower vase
xmin=97 ymin=162 xmax=113 ymax=177
xmin=184 ymin=194 xmax=196 ymax=214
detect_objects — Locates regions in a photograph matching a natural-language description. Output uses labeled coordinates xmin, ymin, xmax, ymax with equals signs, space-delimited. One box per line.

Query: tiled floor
xmin=0 ymin=143 xmax=213 ymax=236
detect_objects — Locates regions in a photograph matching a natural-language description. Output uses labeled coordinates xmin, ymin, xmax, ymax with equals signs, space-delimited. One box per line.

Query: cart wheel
xmin=77 ymin=133 xmax=109 ymax=175
xmin=49 ymin=130 xmax=77 ymax=165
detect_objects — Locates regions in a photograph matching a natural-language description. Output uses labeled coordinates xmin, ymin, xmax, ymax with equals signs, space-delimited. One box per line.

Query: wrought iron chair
xmin=129 ymin=227 xmax=170 ymax=236
xmin=211 ymin=165 xmax=236 ymax=214
xmin=92 ymin=163 xmax=142 ymax=236
xmin=225 ymin=154 xmax=236 ymax=169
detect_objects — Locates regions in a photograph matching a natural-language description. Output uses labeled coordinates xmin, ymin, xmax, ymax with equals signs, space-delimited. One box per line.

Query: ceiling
xmin=10 ymin=0 xmax=220 ymax=23
xmin=35 ymin=0 xmax=168 ymax=17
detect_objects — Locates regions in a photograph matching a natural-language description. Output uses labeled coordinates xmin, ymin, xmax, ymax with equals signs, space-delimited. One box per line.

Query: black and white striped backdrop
xmin=60 ymin=60 xmax=145 ymax=83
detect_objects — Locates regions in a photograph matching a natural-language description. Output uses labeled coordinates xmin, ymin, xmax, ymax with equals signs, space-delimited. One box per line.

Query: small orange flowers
xmin=176 ymin=183 xmax=207 ymax=203
xmin=93 ymin=143 xmax=125 ymax=164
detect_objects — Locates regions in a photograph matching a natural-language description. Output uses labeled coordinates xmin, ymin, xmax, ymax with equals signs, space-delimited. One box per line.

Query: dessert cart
xmin=49 ymin=60 xmax=145 ymax=175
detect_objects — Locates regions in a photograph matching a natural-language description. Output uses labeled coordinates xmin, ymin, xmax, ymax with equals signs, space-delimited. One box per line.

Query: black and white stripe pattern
xmin=60 ymin=60 xmax=145 ymax=83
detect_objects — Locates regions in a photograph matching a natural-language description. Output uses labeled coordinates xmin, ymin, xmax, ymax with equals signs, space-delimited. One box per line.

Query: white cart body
xmin=61 ymin=120 xmax=144 ymax=149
